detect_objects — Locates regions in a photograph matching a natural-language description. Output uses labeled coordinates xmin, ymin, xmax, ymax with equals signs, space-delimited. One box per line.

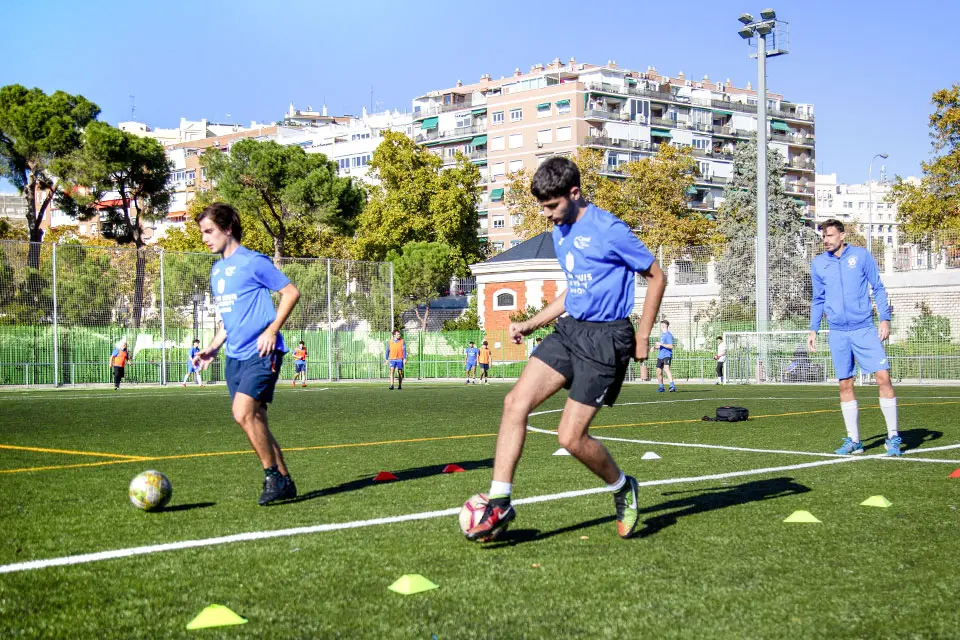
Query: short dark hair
xmin=469 ymin=341 xmax=475 ymax=344
xmin=717 ymin=336 xmax=723 ymax=341
xmin=299 ymin=340 xmax=305 ymax=345
xmin=661 ymin=319 xmax=670 ymax=327
xmin=196 ymin=203 xmax=243 ymax=241
xmin=482 ymin=341 xmax=488 ymax=346
xmin=193 ymin=338 xmax=200 ymax=343
xmin=535 ymin=337 xmax=543 ymax=342
xmin=531 ymin=156 xmax=580 ymax=201
xmin=820 ymin=219 xmax=845 ymax=233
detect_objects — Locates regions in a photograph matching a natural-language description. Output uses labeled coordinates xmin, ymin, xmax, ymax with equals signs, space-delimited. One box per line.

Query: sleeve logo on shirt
xmin=573 ymin=236 xmax=591 ymax=250
xmin=846 ymin=256 xmax=857 ymax=269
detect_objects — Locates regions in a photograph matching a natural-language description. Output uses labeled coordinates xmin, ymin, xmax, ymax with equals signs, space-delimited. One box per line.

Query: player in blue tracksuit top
xmin=192 ymin=203 xmax=303 ymax=505
xmin=807 ymin=219 xmax=901 ymax=456
xmin=464 ymin=156 xmax=667 ymax=543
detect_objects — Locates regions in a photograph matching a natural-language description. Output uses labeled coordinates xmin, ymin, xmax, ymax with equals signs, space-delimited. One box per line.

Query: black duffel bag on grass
xmin=702 ymin=406 xmax=749 ymax=422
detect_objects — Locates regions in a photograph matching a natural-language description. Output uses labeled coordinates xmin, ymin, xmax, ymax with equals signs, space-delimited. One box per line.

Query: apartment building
xmin=814 ymin=172 xmax=917 ymax=245
xmin=412 ymin=58 xmax=816 ymax=249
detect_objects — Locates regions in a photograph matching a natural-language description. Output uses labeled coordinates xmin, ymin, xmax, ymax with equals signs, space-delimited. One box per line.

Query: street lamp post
xmin=737 ymin=9 xmax=789 ymax=339
xmin=867 ymin=153 xmax=889 ymax=255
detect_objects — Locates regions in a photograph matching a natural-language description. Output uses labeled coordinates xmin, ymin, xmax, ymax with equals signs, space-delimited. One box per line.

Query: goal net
xmin=723 ymin=330 xmax=835 ymax=384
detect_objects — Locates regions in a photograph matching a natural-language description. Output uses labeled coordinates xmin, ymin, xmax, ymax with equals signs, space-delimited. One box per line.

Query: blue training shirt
xmin=810 ymin=244 xmax=890 ymax=333
xmin=188 ymin=346 xmax=200 ymax=363
xmin=658 ymin=330 xmax=674 ymax=359
xmin=211 ymin=246 xmax=291 ymax=361
xmin=465 ymin=346 xmax=479 ymax=363
xmin=552 ymin=204 xmax=656 ymax=322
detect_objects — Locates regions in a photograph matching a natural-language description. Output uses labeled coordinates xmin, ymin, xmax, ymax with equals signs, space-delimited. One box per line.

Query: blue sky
xmin=2 ymin=0 xmax=957 ymax=186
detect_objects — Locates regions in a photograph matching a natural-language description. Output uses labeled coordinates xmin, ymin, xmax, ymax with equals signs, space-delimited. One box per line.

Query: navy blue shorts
xmin=294 ymin=360 xmax=306 ymax=372
xmin=226 ymin=351 xmax=283 ymax=404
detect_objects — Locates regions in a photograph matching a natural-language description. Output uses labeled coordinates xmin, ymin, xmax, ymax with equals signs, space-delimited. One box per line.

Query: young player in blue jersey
xmin=192 ymin=203 xmax=303 ymax=505
xmin=465 ymin=341 xmax=480 ymax=384
xmin=655 ymin=319 xmax=676 ymax=392
xmin=464 ymin=157 xmax=667 ymax=541
xmin=182 ymin=339 xmax=203 ymax=387
xmin=807 ymin=219 xmax=902 ymax=456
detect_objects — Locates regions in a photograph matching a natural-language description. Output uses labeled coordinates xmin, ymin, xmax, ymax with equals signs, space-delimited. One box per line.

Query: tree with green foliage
xmin=907 ymin=301 xmax=952 ymax=345
xmin=57 ymin=122 xmax=172 ymax=327
xmin=354 ymin=131 xmax=483 ymax=272
xmin=443 ymin=294 xmax=480 ymax=331
xmin=202 ymin=139 xmax=365 ymax=262
xmin=0 ymin=219 xmax=27 ymax=240
xmin=888 ymin=84 xmax=960 ymax=236
xmin=716 ymin=139 xmax=820 ymax=326
xmin=0 ymin=85 xmax=100 ymax=253
xmin=387 ymin=241 xmax=455 ymax=331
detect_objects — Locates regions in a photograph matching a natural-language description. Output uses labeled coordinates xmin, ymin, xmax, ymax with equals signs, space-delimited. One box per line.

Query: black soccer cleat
xmin=465 ymin=499 xmax=515 ymax=542
xmin=259 ymin=473 xmax=297 ymax=506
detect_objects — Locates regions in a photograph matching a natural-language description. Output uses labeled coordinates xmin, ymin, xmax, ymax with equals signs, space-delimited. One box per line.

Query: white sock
xmin=489 ymin=481 xmax=512 ymax=499
xmin=607 ymin=472 xmax=626 ymax=492
xmin=840 ymin=400 xmax=860 ymax=442
xmin=879 ymin=397 xmax=898 ymax=439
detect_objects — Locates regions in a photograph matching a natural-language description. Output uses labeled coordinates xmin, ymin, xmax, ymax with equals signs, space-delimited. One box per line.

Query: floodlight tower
xmin=737 ymin=9 xmax=789 ymax=341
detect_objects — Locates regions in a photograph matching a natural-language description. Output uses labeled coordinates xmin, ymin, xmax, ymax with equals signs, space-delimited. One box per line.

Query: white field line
xmin=879 ymin=457 xmax=960 ymax=464
xmin=0 ymin=456 xmax=862 ymax=575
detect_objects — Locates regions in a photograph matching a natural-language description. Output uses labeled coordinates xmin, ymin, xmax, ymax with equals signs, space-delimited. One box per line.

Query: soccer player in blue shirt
xmin=655 ymin=319 xmax=676 ymax=392
xmin=182 ymin=339 xmax=203 ymax=387
xmin=807 ymin=219 xmax=902 ymax=456
xmin=192 ymin=203 xmax=303 ymax=504
xmin=464 ymin=157 xmax=667 ymax=542
xmin=465 ymin=341 xmax=480 ymax=384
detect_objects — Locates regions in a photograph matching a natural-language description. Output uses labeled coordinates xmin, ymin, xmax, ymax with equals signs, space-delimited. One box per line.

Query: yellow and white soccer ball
xmin=129 ymin=470 xmax=172 ymax=511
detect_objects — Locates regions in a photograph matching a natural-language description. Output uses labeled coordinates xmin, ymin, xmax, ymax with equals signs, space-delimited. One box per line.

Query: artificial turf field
xmin=1 ymin=381 xmax=959 ymax=639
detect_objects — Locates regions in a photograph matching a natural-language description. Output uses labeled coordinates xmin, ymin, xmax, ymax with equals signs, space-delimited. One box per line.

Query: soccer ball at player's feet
xmin=129 ymin=470 xmax=173 ymax=511
xmin=459 ymin=493 xmax=509 ymax=542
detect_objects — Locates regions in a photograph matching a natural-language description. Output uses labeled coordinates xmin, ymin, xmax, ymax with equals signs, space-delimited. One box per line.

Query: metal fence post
xmin=51 ymin=243 xmax=59 ymax=388
xmin=326 ymin=259 xmax=333 ymax=381
xmin=389 ymin=262 xmax=395 ymax=332
xmin=159 ymin=248 xmax=166 ymax=386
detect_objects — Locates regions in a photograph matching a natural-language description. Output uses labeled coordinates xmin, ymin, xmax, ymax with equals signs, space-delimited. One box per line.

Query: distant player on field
xmin=478 ymin=340 xmax=492 ymax=384
xmin=808 ymin=218 xmax=901 ymax=456
xmin=193 ymin=203 xmax=301 ymax=505
xmin=464 ymin=156 xmax=667 ymax=542
xmin=182 ymin=339 xmax=203 ymax=387
xmin=293 ymin=341 xmax=308 ymax=387
xmin=655 ymin=319 xmax=676 ymax=392
xmin=714 ymin=336 xmax=726 ymax=385
xmin=110 ymin=338 xmax=129 ymax=391
xmin=465 ymin=340 xmax=479 ymax=384
xmin=386 ymin=329 xmax=406 ymax=390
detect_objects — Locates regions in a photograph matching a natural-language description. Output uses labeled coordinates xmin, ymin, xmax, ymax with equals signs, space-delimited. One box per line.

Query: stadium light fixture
xmin=738 ymin=13 xmax=755 ymax=24
xmin=760 ymin=8 xmax=776 ymax=19
xmin=738 ymin=26 xmax=756 ymax=39
xmin=755 ymin=21 xmax=774 ymax=35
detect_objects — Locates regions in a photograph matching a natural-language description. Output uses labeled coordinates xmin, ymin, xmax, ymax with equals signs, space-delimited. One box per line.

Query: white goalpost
xmin=723 ymin=330 xmax=835 ymax=384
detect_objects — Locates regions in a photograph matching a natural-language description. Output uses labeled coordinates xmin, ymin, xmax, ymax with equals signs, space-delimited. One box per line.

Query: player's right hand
xmin=194 ymin=349 xmax=216 ymax=372
xmin=509 ymin=321 xmax=531 ymax=344
xmin=806 ymin=331 xmax=817 ymax=353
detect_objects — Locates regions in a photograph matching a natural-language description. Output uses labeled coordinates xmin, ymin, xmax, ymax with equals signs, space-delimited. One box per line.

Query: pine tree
xmin=716 ymin=139 xmax=820 ymax=327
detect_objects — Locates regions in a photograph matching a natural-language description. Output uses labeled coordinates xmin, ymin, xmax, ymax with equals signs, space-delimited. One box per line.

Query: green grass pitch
xmin=1 ymin=382 xmax=958 ymax=638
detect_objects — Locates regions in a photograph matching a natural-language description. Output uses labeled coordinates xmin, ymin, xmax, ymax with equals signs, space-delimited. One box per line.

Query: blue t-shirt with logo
xmin=210 ymin=246 xmax=291 ymax=361
xmin=552 ymin=204 xmax=656 ymax=322
xmin=465 ymin=346 xmax=479 ymax=363
xmin=188 ymin=346 xmax=200 ymax=363
xmin=658 ymin=330 xmax=674 ymax=359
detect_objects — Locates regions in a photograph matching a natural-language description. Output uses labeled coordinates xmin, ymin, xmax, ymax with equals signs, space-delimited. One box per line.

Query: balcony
xmin=414 ymin=100 xmax=479 ymax=120
xmin=694 ymin=175 xmax=729 ymax=187
xmin=771 ymin=131 xmax=815 ymax=147
xmin=785 ymin=183 xmax=815 ymax=196
xmin=415 ymin=124 xmax=487 ymax=145
xmin=585 ymin=136 xmax=659 ymax=152
xmin=442 ymin=150 xmax=487 ymax=165
xmin=691 ymin=147 xmax=734 ymax=161
xmin=787 ymin=158 xmax=816 ymax=172
xmin=584 ymin=109 xmax=630 ymax=122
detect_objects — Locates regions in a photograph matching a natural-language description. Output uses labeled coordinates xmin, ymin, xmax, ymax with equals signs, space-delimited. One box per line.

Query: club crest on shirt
xmin=565 ymin=251 xmax=575 ymax=272
xmin=225 ymin=266 xmax=236 ymax=277
xmin=574 ymin=236 xmax=591 ymax=250
xmin=846 ymin=256 xmax=857 ymax=269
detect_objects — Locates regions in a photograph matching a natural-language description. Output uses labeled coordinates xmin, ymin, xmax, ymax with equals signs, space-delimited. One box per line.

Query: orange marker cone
xmin=442 ymin=464 xmax=465 ymax=473
xmin=373 ymin=471 xmax=398 ymax=482
xmin=949 ymin=468 xmax=960 ymax=478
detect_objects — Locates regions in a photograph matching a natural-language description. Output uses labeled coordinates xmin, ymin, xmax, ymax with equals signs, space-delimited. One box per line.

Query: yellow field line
xmin=0 ymin=444 xmax=147 ymax=460
xmin=1 ymin=401 xmax=956 ymax=475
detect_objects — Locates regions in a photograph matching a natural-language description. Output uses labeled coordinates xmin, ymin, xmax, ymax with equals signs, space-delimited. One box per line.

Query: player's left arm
xmin=863 ymin=252 xmax=892 ymax=340
xmin=608 ymin=223 xmax=664 ymax=361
